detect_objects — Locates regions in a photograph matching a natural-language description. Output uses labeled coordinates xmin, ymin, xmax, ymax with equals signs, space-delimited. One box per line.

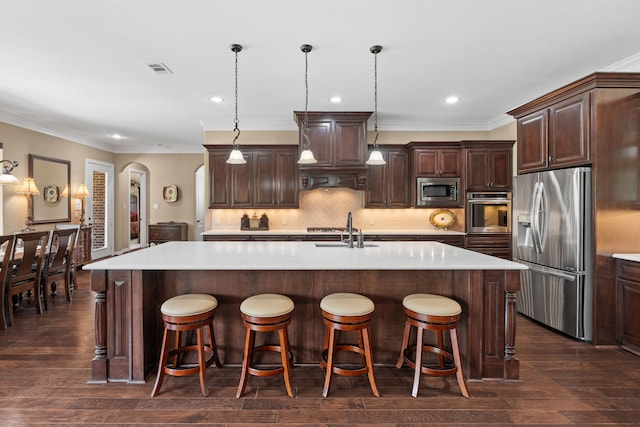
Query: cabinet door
xmin=365 ymin=152 xmax=388 ymax=207
xmin=517 ymin=110 xmax=548 ymax=173
xmin=334 ymin=119 xmax=367 ymax=166
xmin=209 ymin=151 xmax=231 ymax=207
xmin=415 ymin=150 xmax=438 ymax=176
xmin=253 ymin=152 xmax=277 ymax=207
xmin=305 ymin=120 xmax=332 ymax=166
xmin=549 ymin=92 xmax=590 ymax=168
xmin=489 ymin=150 xmax=512 ymax=190
xmin=387 ymin=150 xmax=410 ymax=207
xmin=276 ymin=150 xmax=299 ymax=207
xmin=439 ymin=150 xmax=462 ymax=177
xmin=465 ymin=150 xmax=489 ymax=190
xmin=230 ymin=155 xmax=252 ymax=207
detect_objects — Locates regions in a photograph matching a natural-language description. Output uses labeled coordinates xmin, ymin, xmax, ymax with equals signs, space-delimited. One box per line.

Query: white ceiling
xmin=1 ymin=0 xmax=640 ymax=154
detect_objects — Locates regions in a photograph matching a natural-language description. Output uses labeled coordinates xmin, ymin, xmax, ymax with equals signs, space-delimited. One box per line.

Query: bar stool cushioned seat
xmin=320 ymin=292 xmax=379 ymax=398
xmin=236 ymin=293 xmax=295 ymax=398
xmin=396 ymin=293 xmax=469 ymax=398
xmin=151 ymin=293 xmax=222 ymax=397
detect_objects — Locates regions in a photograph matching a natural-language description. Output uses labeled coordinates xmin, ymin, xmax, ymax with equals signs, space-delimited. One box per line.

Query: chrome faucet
xmin=345 ymin=211 xmax=354 ymax=248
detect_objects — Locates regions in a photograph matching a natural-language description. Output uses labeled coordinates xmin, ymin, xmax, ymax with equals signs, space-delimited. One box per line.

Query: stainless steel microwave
xmin=416 ymin=177 xmax=460 ymax=206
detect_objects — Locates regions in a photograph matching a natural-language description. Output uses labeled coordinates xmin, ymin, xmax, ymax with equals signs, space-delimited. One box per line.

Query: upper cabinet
xmin=206 ymin=145 xmax=298 ymax=209
xmin=510 ymin=90 xmax=591 ymax=174
xmin=410 ymin=143 xmax=462 ymax=177
xmin=462 ymin=141 xmax=514 ymax=191
xmin=293 ymin=111 xmax=371 ymax=169
xmin=366 ymin=146 xmax=410 ymax=208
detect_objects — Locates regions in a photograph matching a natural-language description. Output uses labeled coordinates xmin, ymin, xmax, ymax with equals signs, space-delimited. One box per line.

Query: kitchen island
xmin=85 ymin=241 xmax=526 ymax=384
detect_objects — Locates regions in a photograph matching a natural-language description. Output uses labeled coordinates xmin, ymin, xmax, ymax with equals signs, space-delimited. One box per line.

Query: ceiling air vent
xmin=146 ymin=62 xmax=173 ymax=74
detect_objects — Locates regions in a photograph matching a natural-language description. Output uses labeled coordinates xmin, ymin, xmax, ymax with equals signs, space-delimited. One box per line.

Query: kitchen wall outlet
xmin=369 ymin=216 xmax=374 ymax=225
xmin=153 ymin=203 xmax=158 ymax=209
xmin=282 ymin=217 xmax=287 ymax=225
xmin=214 ymin=216 xmax=221 ymax=225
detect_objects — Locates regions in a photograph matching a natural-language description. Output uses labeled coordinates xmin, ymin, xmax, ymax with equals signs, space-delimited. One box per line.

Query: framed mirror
xmin=29 ymin=154 xmax=71 ymax=224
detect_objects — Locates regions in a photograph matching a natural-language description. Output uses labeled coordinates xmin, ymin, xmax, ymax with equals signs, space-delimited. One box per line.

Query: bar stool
xmin=320 ymin=292 xmax=379 ymax=398
xmin=236 ymin=293 xmax=295 ymax=398
xmin=151 ymin=294 xmax=222 ymax=397
xmin=396 ymin=293 xmax=469 ymax=398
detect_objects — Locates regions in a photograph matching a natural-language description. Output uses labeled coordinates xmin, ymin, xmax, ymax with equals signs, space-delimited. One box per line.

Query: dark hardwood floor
xmin=2 ymin=269 xmax=640 ymax=426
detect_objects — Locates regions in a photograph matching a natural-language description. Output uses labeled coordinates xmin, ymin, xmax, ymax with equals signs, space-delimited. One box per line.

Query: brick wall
xmin=92 ymin=171 xmax=106 ymax=249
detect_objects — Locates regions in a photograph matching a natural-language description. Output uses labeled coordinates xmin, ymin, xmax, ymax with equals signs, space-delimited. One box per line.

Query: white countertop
xmin=202 ymin=229 xmax=466 ymax=236
xmin=612 ymin=253 xmax=640 ymax=263
xmin=86 ymin=241 xmax=526 ymax=271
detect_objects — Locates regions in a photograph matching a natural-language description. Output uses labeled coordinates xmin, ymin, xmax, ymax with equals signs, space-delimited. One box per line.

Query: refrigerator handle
xmin=517 ymin=260 xmax=577 ymax=281
xmin=531 ymin=181 xmax=547 ymax=253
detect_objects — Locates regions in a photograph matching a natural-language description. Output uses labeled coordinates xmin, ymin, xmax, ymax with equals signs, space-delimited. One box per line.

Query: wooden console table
xmin=148 ymin=222 xmax=187 ymax=244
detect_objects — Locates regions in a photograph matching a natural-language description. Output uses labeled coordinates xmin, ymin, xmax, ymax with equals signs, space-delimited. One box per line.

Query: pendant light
xmin=366 ymin=45 xmax=386 ymax=165
xmin=297 ymin=44 xmax=318 ymax=164
xmin=226 ymin=44 xmax=247 ymax=164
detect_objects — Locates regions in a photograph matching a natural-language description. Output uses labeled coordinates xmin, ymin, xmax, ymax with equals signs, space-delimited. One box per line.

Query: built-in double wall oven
xmin=466 ymin=191 xmax=512 ymax=233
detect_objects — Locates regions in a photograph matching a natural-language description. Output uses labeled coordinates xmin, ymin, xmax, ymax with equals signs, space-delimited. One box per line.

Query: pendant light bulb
xmin=297 ymin=44 xmax=318 ymax=164
xmin=226 ymin=44 xmax=247 ymax=164
xmin=366 ymin=45 xmax=386 ymax=166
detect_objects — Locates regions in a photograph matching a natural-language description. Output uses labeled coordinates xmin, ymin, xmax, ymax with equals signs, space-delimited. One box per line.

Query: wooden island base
xmin=90 ymin=268 xmax=520 ymax=384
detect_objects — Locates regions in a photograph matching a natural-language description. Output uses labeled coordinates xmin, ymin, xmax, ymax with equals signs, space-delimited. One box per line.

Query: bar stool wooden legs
xmin=236 ymin=294 xmax=295 ymax=398
xmin=396 ymin=293 xmax=469 ymax=398
xmin=151 ymin=294 xmax=222 ymax=397
xmin=320 ymin=292 xmax=379 ymax=398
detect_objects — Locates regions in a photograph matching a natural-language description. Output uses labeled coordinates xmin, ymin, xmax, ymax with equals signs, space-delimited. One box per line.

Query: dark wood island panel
xmin=89 ymin=268 xmax=520 ymax=384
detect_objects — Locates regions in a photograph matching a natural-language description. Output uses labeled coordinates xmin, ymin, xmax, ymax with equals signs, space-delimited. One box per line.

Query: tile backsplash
xmin=210 ymin=188 xmax=465 ymax=232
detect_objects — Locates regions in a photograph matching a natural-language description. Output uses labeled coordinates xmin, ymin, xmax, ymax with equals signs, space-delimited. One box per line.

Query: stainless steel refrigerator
xmin=512 ymin=167 xmax=592 ymax=341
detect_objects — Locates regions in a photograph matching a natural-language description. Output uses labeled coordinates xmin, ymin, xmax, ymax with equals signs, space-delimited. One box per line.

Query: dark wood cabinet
xmin=293 ymin=111 xmax=371 ymax=168
xmin=206 ymin=145 xmax=298 ymax=208
xmin=411 ymin=144 xmax=461 ymax=177
xmin=148 ymin=222 xmax=188 ymax=244
xmin=465 ymin=233 xmax=511 ymax=259
xmin=509 ymin=72 xmax=640 ymax=346
xmin=463 ymin=141 xmax=514 ymax=191
xmin=366 ymin=146 xmax=410 ymax=208
xmin=616 ymin=259 xmax=640 ymax=354
xmin=514 ymin=92 xmax=590 ymax=173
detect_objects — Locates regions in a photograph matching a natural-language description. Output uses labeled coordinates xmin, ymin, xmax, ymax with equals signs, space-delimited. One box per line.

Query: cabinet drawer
xmin=617 ymin=260 xmax=640 ymax=282
xmin=465 ymin=234 xmax=511 ymax=248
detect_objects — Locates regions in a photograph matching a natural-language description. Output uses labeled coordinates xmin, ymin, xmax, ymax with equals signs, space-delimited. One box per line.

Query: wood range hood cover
xmin=293 ymin=111 xmax=372 ymax=191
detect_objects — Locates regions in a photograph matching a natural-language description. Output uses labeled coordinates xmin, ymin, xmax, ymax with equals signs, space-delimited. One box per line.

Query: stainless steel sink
xmin=314 ymin=243 xmax=379 ymax=248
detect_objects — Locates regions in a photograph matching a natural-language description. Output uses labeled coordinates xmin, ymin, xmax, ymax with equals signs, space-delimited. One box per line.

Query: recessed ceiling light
xmin=329 ymin=96 xmax=342 ymax=103
xmin=210 ymin=96 xmax=224 ymax=103
xmin=445 ymin=96 xmax=460 ymax=104
xmin=111 ymin=133 xmax=124 ymax=140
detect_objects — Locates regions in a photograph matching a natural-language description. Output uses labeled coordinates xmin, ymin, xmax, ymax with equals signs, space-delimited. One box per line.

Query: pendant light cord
xmin=232 ymin=46 xmax=240 ymax=147
xmin=302 ymin=45 xmax=311 ymax=149
xmin=372 ymin=47 xmax=379 ymax=147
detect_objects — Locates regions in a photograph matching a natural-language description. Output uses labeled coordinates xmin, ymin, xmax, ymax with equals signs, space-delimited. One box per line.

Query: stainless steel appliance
xmin=513 ymin=167 xmax=592 ymax=340
xmin=416 ymin=177 xmax=460 ymax=207
xmin=466 ymin=191 xmax=511 ymax=233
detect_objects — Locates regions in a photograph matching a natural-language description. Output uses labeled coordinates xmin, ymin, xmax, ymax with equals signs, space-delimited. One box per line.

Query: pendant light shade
xmin=366 ymin=45 xmax=386 ymax=166
xmin=226 ymin=44 xmax=247 ymax=165
xmin=297 ymin=44 xmax=318 ymax=164
xmin=0 ymin=160 xmax=20 ymax=185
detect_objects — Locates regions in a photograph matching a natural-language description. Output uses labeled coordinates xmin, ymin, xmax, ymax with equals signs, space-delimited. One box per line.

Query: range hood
xmin=294 ymin=111 xmax=372 ymax=191
xmin=300 ymin=168 xmax=368 ymax=190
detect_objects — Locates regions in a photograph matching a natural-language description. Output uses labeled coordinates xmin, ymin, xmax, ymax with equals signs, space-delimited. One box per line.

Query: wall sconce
xmin=17 ymin=177 xmax=40 ymax=230
xmin=0 ymin=159 xmax=20 ymax=185
xmin=74 ymin=183 xmax=91 ymax=226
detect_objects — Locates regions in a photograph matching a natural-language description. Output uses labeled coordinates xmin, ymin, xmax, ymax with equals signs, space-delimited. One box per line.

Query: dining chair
xmin=0 ymin=234 xmax=16 ymax=329
xmin=54 ymin=224 xmax=81 ymax=291
xmin=1 ymin=230 xmax=52 ymax=329
xmin=43 ymin=227 xmax=77 ymax=305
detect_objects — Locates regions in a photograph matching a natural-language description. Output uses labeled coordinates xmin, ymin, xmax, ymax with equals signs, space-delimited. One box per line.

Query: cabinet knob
xmin=548 ymin=155 xmax=554 ymax=163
